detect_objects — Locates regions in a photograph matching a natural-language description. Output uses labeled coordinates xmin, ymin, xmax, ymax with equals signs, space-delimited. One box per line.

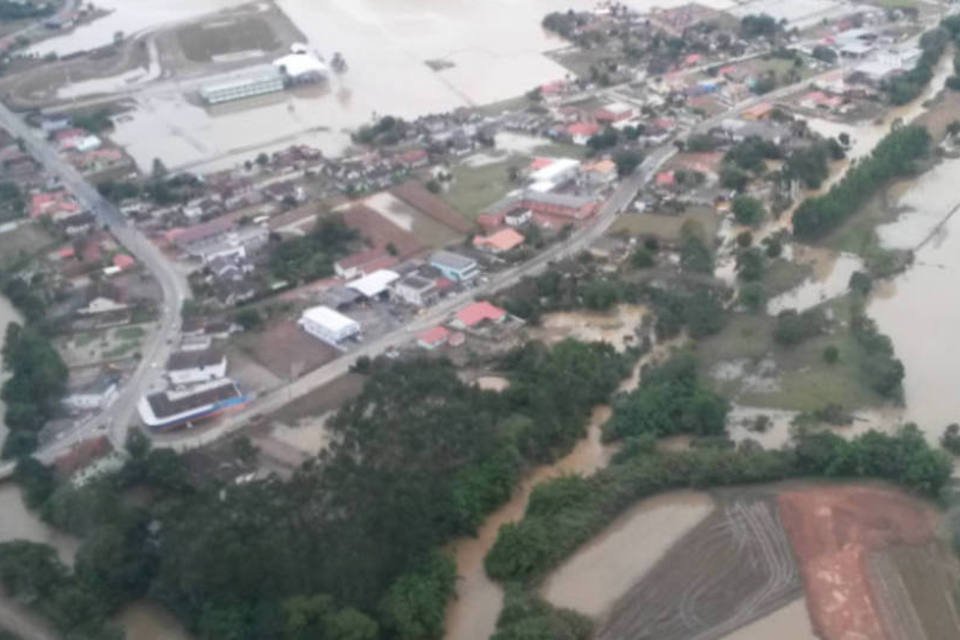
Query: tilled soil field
xmin=597 ymin=490 xmax=802 ymax=640
xmin=778 ymin=484 xmax=945 ymax=640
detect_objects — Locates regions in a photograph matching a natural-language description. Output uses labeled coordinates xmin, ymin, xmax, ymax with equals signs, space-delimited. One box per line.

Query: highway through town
xmin=0 ymin=100 xmax=190 ymax=468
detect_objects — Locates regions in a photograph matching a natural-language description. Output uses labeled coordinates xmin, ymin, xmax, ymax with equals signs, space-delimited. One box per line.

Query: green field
xmin=0 ymin=223 xmax=56 ymax=268
xmin=442 ymin=158 xmax=527 ymax=219
xmin=694 ymin=296 xmax=886 ymax=413
xmin=610 ymin=208 xmax=720 ymax=242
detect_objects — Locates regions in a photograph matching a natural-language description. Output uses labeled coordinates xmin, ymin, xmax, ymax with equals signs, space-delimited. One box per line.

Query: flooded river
xmin=869 ymin=156 xmax=960 ymax=434
xmin=540 ymin=491 xmax=714 ymax=617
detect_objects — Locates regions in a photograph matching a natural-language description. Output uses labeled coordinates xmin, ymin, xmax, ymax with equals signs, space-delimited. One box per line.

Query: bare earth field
xmin=597 ymin=489 xmax=802 ymax=640
xmin=778 ymin=484 xmax=959 ymax=640
xmin=234 ymin=319 xmax=339 ymax=379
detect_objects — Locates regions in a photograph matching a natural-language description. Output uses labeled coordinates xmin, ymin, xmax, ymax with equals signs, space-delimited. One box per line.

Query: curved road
xmin=0 ymin=100 xmax=190 ymax=466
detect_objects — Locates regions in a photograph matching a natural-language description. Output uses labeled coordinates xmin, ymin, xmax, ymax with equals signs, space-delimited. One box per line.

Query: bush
xmin=773 ymin=308 xmax=826 ymax=346
xmin=822 ymin=345 xmax=839 ymax=364
xmin=739 ymin=282 xmax=766 ymax=313
xmin=631 ymin=248 xmax=655 ymax=269
xmin=732 ymin=195 xmax=765 ymax=226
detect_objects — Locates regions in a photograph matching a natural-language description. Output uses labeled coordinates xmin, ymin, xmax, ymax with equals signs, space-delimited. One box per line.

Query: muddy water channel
xmin=443 ymin=308 xmax=662 ymax=640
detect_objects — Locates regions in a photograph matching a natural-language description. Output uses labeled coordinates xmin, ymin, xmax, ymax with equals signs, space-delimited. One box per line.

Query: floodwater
xmin=766 ymin=247 xmax=863 ymax=314
xmin=51 ymin=0 xmax=745 ymax=171
xmin=531 ymin=304 xmax=647 ymax=352
xmin=443 ymin=339 xmax=666 ymax=640
xmin=0 ymin=484 xmax=79 ymax=564
xmin=727 ymin=405 xmax=799 ymax=450
xmin=540 ymin=490 xmax=714 ymax=617
xmin=114 ymin=601 xmax=193 ymax=640
xmin=869 ymin=157 xmax=960 ymax=434
xmin=720 ymin=598 xmax=818 ymax=640
xmin=29 ymin=0 xmax=251 ymax=57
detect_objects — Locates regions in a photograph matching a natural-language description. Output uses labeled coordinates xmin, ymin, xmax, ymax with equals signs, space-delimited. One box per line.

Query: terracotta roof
xmin=456 ymin=301 xmax=507 ymax=327
xmin=418 ymin=325 xmax=450 ymax=346
xmin=474 ymin=228 xmax=525 ymax=252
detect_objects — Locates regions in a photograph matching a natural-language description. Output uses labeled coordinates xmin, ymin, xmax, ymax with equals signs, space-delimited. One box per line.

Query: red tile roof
xmin=474 ymin=228 xmax=525 ymax=253
xmin=418 ymin=325 xmax=450 ymax=347
xmin=567 ymin=122 xmax=600 ymax=137
xmin=456 ymin=301 xmax=507 ymax=327
xmin=113 ymin=254 xmax=135 ymax=270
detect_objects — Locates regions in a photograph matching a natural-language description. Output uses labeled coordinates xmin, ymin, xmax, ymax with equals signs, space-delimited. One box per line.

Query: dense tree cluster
xmin=1 ymin=323 xmax=68 ymax=458
xmin=723 ymin=136 xmax=781 ymax=174
xmin=268 ymin=218 xmax=357 ymax=284
xmin=485 ymin=425 xmax=951 ymax=583
xmin=773 ymin=308 xmax=826 ymax=346
xmin=648 ymin=285 xmax=727 ymax=340
xmin=0 ymin=181 xmax=24 ymax=223
xmin=352 ymin=116 xmax=409 ymax=146
xmin=784 ymin=139 xmax=843 ymax=189
xmin=605 ymin=353 xmax=728 ymax=440
xmin=793 ymin=125 xmax=931 ymax=240
xmin=739 ymin=14 xmax=780 ymax=39
xmin=850 ymin=312 xmax=904 ymax=398
xmin=5 ymin=345 xmax=632 ymax=640
xmin=492 ymin=585 xmax=591 ymax=640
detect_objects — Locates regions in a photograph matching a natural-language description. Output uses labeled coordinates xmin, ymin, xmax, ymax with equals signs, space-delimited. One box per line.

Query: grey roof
xmin=400 ymin=274 xmax=435 ymax=291
xmin=430 ymin=250 xmax=476 ymax=271
xmin=167 ymin=349 xmax=224 ymax=371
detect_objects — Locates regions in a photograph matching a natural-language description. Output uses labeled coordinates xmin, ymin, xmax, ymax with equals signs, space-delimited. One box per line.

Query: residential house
xmin=166 ymin=349 xmax=228 ymax=386
xmin=473 ymin=228 xmax=525 ymax=254
xmin=452 ymin=301 xmax=507 ymax=329
xmin=430 ymin=250 xmax=479 ymax=282
xmin=63 ymin=375 xmax=120 ymax=412
xmin=395 ymin=273 xmax=438 ymax=307
xmin=417 ymin=325 xmax=450 ymax=350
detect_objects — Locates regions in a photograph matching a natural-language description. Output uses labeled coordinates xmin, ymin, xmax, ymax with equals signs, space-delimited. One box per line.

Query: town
xmin=0 ymin=0 xmax=959 ymax=639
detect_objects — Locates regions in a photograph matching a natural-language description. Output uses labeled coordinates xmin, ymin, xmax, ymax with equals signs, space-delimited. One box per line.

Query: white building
xmin=528 ymin=158 xmax=581 ymax=193
xmin=166 ymin=349 xmax=228 ymax=386
xmin=395 ymin=274 xmax=438 ymax=307
xmin=63 ymin=376 xmax=119 ymax=412
xmin=299 ymin=306 xmax=361 ymax=346
xmin=347 ymin=269 xmax=400 ymax=300
xmin=200 ymin=68 xmax=286 ymax=105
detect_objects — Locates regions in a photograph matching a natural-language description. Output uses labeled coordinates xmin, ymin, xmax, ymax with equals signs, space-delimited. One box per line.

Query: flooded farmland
xmin=530 ymin=304 xmax=647 ymax=352
xmin=540 ymin=491 xmax=714 ymax=617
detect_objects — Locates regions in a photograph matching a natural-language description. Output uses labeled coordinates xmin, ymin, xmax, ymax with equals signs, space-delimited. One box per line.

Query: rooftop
xmin=167 ymin=349 xmax=225 ymax=371
xmin=300 ymin=305 xmax=359 ymax=332
xmin=431 ymin=249 xmax=477 ymax=271
xmin=347 ymin=269 xmax=400 ymax=298
xmin=456 ymin=301 xmax=507 ymax=327
xmin=147 ymin=380 xmax=242 ymax=420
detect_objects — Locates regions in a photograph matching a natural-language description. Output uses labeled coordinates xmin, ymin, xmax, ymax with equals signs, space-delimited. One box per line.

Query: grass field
xmin=113 ymin=325 xmax=146 ymax=341
xmin=610 ymin=208 xmax=720 ymax=242
xmin=442 ymin=158 xmax=527 ymax=219
xmin=695 ymin=296 xmax=884 ymax=412
xmin=0 ymin=223 xmax=56 ymax=268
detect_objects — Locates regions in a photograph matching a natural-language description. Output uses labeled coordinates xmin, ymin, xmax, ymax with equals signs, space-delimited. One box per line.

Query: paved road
xmin=0 ymin=101 xmax=189 ymax=463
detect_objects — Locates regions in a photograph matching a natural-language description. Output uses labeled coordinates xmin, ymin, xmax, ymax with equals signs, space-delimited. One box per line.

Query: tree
xmin=812 ymin=45 xmax=838 ymax=63
xmin=234 ymin=308 xmax=263 ymax=331
xmin=941 ymin=423 xmax=960 ymax=455
xmin=823 ymin=345 xmax=840 ymax=364
xmin=774 ymin=309 xmax=826 ymax=346
xmin=380 ymin=554 xmax=455 ymax=640
xmin=613 ymin=150 xmax=643 ymax=177
xmin=151 ymin=158 xmax=167 ymax=180
xmin=631 ymin=248 xmax=655 ymax=269
xmin=849 ymin=271 xmax=873 ymax=296
xmin=736 ymin=247 xmax=765 ymax=282
xmin=732 ymin=195 xmax=765 ymax=226
xmin=736 ymin=230 xmax=753 ymax=248
xmin=679 ymin=222 xmax=713 ymax=274
xmin=739 ymin=282 xmax=766 ymax=313
xmin=256 ymin=152 xmax=270 ymax=167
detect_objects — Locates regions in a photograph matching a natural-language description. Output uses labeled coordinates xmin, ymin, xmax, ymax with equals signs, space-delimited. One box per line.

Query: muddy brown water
xmin=540 ymin=490 xmax=714 ymax=618
xmin=720 ymin=598 xmax=817 ymax=640
xmin=869 ymin=156 xmax=960 ymax=435
xmin=443 ymin=332 xmax=674 ymax=640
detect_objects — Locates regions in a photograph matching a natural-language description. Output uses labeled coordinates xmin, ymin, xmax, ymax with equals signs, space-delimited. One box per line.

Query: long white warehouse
xmin=298 ymin=305 xmax=361 ymax=346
